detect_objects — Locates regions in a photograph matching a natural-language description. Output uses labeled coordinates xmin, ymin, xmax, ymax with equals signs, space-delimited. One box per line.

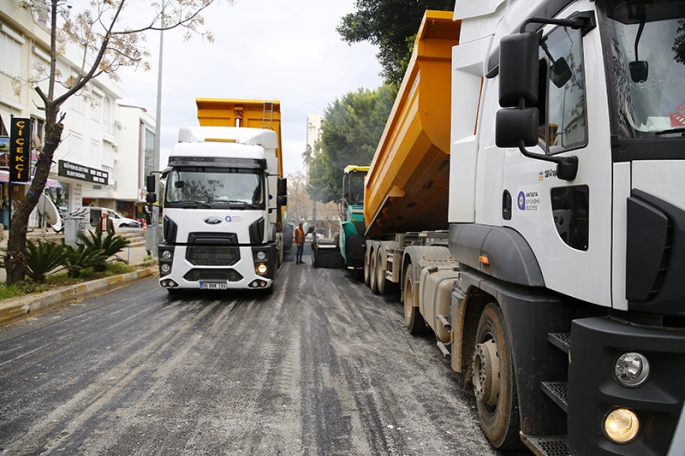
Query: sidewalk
xmin=0 ymin=226 xmax=158 ymax=327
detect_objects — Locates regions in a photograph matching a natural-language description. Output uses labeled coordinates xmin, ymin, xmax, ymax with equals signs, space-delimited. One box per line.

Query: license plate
xmin=200 ymin=281 xmax=228 ymax=290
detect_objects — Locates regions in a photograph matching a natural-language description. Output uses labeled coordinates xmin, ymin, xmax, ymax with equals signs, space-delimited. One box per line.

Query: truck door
xmin=501 ymin=9 xmax=614 ymax=307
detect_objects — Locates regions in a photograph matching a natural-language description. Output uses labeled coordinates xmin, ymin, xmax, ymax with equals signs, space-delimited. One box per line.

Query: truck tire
xmin=369 ymin=247 xmax=379 ymax=294
xmin=472 ymin=303 xmax=521 ymax=450
xmin=364 ymin=247 xmax=371 ymax=286
xmin=403 ymin=264 xmax=428 ymax=335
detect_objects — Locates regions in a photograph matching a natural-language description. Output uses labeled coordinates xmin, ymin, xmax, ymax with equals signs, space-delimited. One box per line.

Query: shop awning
xmin=0 ymin=170 xmax=63 ymax=188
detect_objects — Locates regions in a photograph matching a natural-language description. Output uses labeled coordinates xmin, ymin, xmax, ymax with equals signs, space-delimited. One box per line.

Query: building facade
xmin=0 ymin=1 xmax=154 ymax=229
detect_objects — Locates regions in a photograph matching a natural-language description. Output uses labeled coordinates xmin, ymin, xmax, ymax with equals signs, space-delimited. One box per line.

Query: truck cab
xmin=449 ymin=0 xmax=685 ymax=453
xmin=150 ymin=126 xmax=286 ymax=292
xmin=339 ymin=165 xmax=368 ymax=270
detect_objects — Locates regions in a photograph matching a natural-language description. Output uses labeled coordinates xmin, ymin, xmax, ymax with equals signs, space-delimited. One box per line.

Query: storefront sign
xmin=9 ymin=118 xmax=31 ymax=182
xmin=73 ymin=183 xmax=82 ymax=209
xmin=58 ymin=159 xmax=108 ymax=185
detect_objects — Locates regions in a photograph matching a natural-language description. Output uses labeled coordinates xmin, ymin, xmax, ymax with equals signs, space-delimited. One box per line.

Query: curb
xmin=0 ymin=267 xmax=158 ymax=328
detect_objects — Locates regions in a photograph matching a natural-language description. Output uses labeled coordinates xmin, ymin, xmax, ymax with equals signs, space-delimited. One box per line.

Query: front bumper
xmin=157 ymin=243 xmax=277 ymax=290
xmin=569 ymin=316 xmax=685 ymax=455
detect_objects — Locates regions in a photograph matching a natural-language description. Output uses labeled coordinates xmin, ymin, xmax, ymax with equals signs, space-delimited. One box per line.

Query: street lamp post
xmin=148 ymin=8 xmax=165 ymax=258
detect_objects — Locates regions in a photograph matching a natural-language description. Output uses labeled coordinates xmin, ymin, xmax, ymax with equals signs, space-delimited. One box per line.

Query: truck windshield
xmin=165 ymin=167 xmax=264 ymax=207
xmin=606 ymin=0 xmax=685 ymax=138
xmin=347 ymin=172 xmax=366 ymax=206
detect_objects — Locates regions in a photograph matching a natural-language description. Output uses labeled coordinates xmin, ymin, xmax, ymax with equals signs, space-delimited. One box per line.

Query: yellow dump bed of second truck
xmin=195 ymin=98 xmax=283 ymax=176
xmin=364 ymin=11 xmax=460 ymax=238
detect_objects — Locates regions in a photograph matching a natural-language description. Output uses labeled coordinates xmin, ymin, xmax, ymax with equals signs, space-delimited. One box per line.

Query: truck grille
xmin=183 ymin=269 xmax=243 ymax=282
xmin=186 ymin=246 xmax=240 ymax=266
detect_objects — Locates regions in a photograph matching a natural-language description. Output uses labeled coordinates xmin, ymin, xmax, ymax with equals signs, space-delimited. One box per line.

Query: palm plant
xmin=62 ymin=243 xmax=108 ymax=278
xmin=26 ymin=240 xmax=67 ymax=283
xmin=78 ymin=231 xmax=131 ymax=272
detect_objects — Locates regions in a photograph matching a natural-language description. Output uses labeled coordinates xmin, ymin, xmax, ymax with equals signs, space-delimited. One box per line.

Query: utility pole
xmin=149 ymin=8 xmax=165 ymax=258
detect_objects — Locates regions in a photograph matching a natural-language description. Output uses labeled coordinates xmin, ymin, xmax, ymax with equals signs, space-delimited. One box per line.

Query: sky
xmin=115 ymin=0 xmax=383 ymax=177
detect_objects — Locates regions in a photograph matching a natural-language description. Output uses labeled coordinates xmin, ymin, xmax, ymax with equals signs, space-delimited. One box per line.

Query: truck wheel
xmin=403 ymin=264 xmax=427 ymax=334
xmin=472 ymin=303 xmax=521 ymax=449
xmin=369 ymin=248 xmax=379 ymax=294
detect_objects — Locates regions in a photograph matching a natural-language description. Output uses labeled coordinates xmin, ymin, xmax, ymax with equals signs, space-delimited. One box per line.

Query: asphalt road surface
xmin=0 ymin=247 xmax=513 ymax=455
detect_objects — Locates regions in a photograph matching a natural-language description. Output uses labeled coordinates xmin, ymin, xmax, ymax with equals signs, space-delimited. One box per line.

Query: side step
xmin=543 ymin=332 xmax=570 ymax=413
xmin=436 ymin=314 xmax=451 ymax=356
xmin=548 ymin=333 xmax=571 ymax=353
xmin=524 ymin=332 xmax=570 ymax=455
xmin=541 ymin=381 xmax=568 ymax=413
xmin=436 ymin=340 xmax=450 ymax=357
xmin=521 ymin=434 xmax=570 ymax=456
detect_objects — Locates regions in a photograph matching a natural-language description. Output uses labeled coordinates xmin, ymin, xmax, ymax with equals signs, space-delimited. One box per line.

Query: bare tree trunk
xmin=4 ymin=120 xmax=63 ymax=285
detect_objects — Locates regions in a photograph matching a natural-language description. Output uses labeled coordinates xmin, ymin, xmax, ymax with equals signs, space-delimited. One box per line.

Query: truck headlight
xmin=256 ymin=251 xmax=266 ymax=261
xmin=161 ymin=264 xmax=171 ymax=274
xmin=614 ymin=352 xmax=650 ymax=387
xmin=161 ymin=250 xmax=172 ymax=260
xmin=603 ymin=408 xmax=640 ymax=444
xmin=256 ymin=263 xmax=268 ymax=275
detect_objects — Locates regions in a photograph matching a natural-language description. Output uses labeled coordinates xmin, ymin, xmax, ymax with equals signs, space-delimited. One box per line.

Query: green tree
xmin=337 ymin=0 xmax=453 ymax=84
xmin=5 ymin=0 xmax=228 ymax=285
xmin=308 ymin=85 xmax=397 ymax=204
xmin=286 ymin=171 xmax=314 ymax=223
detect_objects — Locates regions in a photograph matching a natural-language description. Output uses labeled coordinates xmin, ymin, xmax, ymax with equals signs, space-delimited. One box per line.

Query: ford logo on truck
xmin=203 ymin=217 xmax=222 ymax=225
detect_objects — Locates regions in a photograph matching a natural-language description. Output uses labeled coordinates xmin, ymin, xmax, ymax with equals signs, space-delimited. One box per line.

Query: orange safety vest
xmin=294 ymin=226 xmax=305 ymax=244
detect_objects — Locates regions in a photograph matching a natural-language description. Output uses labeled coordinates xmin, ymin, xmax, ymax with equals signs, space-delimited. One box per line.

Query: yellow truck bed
xmin=195 ymin=98 xmax=283 ymax=176
xmin=364 ymin=11 xmax=460 ymax=238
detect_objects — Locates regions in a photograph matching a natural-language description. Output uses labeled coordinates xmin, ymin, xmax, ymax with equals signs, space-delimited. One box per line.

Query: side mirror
xmin=277 ymin=195 xmax=287 ymax=207
xmin=146 ymin=174 xmax=156 ymax=193
xmin=278 ymin=177 xmax=287 ymax=197
xmin=499 ymin=31 xmax=540 ymax=108
xmin=495 ymin=108 xmax=539 ymax=148
xmin=550 ymin=57 xmax=572 ymax=88
xmin=146 ymin=193 xmax=157 ymax=204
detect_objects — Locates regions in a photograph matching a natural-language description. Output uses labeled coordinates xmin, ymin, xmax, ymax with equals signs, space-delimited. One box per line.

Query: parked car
xmin=86 ymin=207 xmax=141 ymax=228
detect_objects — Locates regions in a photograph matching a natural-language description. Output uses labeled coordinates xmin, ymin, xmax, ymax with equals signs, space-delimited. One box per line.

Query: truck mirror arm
xmin=516 ymin=140 xmax=578 ymax=181
xmin=521 ymin=12 xmax=596 ymax=36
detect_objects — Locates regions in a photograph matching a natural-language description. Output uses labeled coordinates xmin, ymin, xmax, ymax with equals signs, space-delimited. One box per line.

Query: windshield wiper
xmin=218 ymin=200 xmax=248 ymax=204
xmin=655 ymin=127 xmax=685 ymax=136
xmin=170 ymin=200 xmax=213 ymax=207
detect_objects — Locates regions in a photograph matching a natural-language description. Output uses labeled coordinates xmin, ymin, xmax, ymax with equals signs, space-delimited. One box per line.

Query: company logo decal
xmin=204 ymin=217 xmax=222 ymax=225
xmin=517 ymin=191 xmax=526 ymax=210
xmin=516 ymin=185 xmax=541 ymax=214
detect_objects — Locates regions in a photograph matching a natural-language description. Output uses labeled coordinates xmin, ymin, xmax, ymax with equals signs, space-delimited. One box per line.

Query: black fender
xmin=449 ymin=223 xmax=544 ymax=287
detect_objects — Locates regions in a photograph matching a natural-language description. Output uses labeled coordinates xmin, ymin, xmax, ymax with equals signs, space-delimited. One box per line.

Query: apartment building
xmin=0 ymin=1 xmax=154 ymax=228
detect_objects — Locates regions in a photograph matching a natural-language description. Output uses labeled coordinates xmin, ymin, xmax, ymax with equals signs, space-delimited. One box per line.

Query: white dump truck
xmin=147 ymin=99 xmax=287 ymax=292
xmin=360 ymin=3 xmax=685 ymax=455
